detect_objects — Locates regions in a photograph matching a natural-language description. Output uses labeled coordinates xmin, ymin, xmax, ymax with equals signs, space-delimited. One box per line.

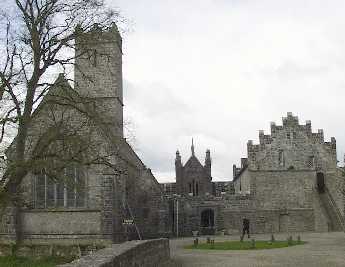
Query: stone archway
xmin=200 ymin=209 xmax=215 ymax=235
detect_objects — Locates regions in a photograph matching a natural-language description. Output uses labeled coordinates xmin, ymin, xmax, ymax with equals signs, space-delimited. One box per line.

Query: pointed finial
xmin=191 ymin=138 xmax=195 ymax=156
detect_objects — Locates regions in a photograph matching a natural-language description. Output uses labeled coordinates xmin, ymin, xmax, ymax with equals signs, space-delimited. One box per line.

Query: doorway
xmin=317 ymin=172 xmax=325 ymax=193
xmin=200 ymin=209 xmax=215 ymax=235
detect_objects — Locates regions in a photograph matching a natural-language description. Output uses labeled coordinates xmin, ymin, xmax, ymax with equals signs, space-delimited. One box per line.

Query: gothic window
xmin=92 ymin=49 xmax=97 ymax=67
xmin=196 ymin=182 xmax=199 ymax=196
xmin=286 ymin=133 xmax=291 ymax=139
xmin=46 ymin=177 xmax=55 ymax=208
xmin=34 ymin=166 xmax=86 ymax=209
xmin=192 ymin=180 xmax=195 ymax=196
xmin=35 ymin=170 xmax=46 ymax=208
xmin=293 ymin=132 xmax=297 ymax=139
xmin=56 ymin=181 xmax=65 ymax=207
xmin=188 ymin=183 xmax=192 ymax=194
xmin=66 ymin=166 xmax=76 ymax=207
xmin=278 ymin=150 xmax=285 ymax=166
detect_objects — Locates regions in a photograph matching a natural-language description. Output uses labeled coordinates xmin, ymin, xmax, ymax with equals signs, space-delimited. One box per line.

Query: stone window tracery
xmin=34 ymin=166 xmax=86 ymax=209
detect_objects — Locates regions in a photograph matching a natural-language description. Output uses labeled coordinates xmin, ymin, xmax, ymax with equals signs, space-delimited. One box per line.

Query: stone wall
xmin=222 ymin=208 xmax=315 ymax=234
xmin=213 ymin=181 xmax=234 ymax=196
xmin=21 ymin=210 xmax=104 ymax=244
xmin=324 ymin=169 xmax=344 ymax=217
xmin=0 ymin=204 xmax=17 ymax=244
xmin=233 ymin=168 xmax=251 ymax=194
xmin=252 ymin=170 xmax=315 ymax=209
xmin=247 ymin=113 xmax=337 ymax=172
xmin=58 ymin=238 xmax=171 ymax=267
xmin=251 ymin=170 xmax=329 ymax=232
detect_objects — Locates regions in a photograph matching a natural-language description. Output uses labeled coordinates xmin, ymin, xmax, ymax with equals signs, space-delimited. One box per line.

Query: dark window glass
xmin=66 ymin=167 xmax=76 ymax=207
xmin=46 ymin=177 xmax=55 ymax=207
xmin=76 ymin=167 xmax=86 ymax=207
xmin=35 ymin=166 xmax=86 ymax=209
xmin=56 ymin=181 xmax=65 ymax=207
xmin=36 ymin=171 xmax=45 ymax=208
xmin=278 ymin=150 xmax=285 ymax=166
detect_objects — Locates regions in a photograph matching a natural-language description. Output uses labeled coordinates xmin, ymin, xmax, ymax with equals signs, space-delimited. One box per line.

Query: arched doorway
xmin=316 ymin=172 xmax=325 ymax=193
xmin=200 ymin=209 xmax=215 ymax=235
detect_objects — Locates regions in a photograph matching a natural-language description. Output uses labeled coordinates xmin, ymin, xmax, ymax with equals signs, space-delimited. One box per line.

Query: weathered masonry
xmin=0 ymin=24 xmax=170 ymax=255
xmin=233 ymin=113 xmax=344 ymax=233
xmin=161 ymin=113 xmax=345 ymax=236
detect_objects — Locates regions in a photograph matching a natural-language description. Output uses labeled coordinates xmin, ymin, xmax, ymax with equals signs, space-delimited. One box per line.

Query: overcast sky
xmin=111 ymin=0 xmax=345 ymax=182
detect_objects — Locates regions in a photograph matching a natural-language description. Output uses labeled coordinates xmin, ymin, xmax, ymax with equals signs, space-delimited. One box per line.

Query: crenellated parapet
xmin=248 ymin=113 xmax=335 ymax=149
xmin=242 ymin=113 xmax=337 ymax=171
xmin=75 ymin=23 xmax=122 ymax=45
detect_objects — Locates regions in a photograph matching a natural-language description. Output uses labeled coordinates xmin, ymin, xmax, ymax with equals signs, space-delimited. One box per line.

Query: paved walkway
xmin=169 ymin=232 xmax=345 ymax=267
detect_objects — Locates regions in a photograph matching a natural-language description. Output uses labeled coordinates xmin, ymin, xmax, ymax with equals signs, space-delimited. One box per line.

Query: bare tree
xmin=0 ymin=0 xmax=125 ymax=205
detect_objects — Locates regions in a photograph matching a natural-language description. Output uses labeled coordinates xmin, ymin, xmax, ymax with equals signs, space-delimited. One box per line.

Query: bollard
xmin=194 ymin=238 xmax=199 ymax=247
xmin=210 ymin=239 xmax=215 ymax=249
xmin=270 ymin=234 xmax=275 ymax=243
xmin=287 ymin=236 xmax=293 ymax=246
xmin=251 ymin=239 xmax=255 ymax=249
xmin=297 ymin=235 xmax=301 ymax=244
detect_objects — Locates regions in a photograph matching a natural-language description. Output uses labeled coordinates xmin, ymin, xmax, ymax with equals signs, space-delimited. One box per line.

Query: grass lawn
xmin=185 ymin=240 xmax=307 ymax=250
xmin=0 ymin=255 xmax=73 ymax=267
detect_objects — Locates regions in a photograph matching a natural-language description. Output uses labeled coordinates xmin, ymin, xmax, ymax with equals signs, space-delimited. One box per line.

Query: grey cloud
xmin=114 ymin=0 xmax=345 ymax=181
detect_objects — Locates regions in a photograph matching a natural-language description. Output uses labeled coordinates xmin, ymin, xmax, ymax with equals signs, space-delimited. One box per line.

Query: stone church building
xmin=0 ymin=24 xmax=170 ymax=253
xmin=0 ymin=21 xmax=344 ymax=257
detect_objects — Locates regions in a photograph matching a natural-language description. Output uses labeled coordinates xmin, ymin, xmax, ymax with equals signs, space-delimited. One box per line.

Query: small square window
xmin=307 ymin=156 xmax=314 ymax=168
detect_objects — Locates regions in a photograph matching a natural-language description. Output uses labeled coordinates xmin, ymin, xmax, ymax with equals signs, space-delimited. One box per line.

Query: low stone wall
xmin=58 ymin=238 xmax=171 ymax=267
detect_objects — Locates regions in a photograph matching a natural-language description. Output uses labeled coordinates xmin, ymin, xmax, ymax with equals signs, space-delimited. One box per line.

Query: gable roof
xmin=184 ymin=155 xmax=204 ymax=171
xmin=233 ymin=165 xmax=248 ymax=182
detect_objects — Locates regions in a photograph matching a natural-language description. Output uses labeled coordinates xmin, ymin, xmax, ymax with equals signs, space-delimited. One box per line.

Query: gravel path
xmin=169 ymin=232 xmax=345 ymax=267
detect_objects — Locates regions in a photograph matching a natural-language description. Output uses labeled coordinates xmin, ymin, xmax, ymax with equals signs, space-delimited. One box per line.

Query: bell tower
xmin=74 ymin=23 xmax=123 ymax=137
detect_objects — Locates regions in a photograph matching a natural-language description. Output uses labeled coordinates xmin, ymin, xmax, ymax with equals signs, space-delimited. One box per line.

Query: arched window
xmin=34 ymin=166 xmax=86 ymax=209
xmin=278 ymin=150 xmax=285 ymax=166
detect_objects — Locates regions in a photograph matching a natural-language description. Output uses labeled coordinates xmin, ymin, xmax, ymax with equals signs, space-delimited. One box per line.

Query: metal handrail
xmin=323 ymin=186 xmax=345 ymax=231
